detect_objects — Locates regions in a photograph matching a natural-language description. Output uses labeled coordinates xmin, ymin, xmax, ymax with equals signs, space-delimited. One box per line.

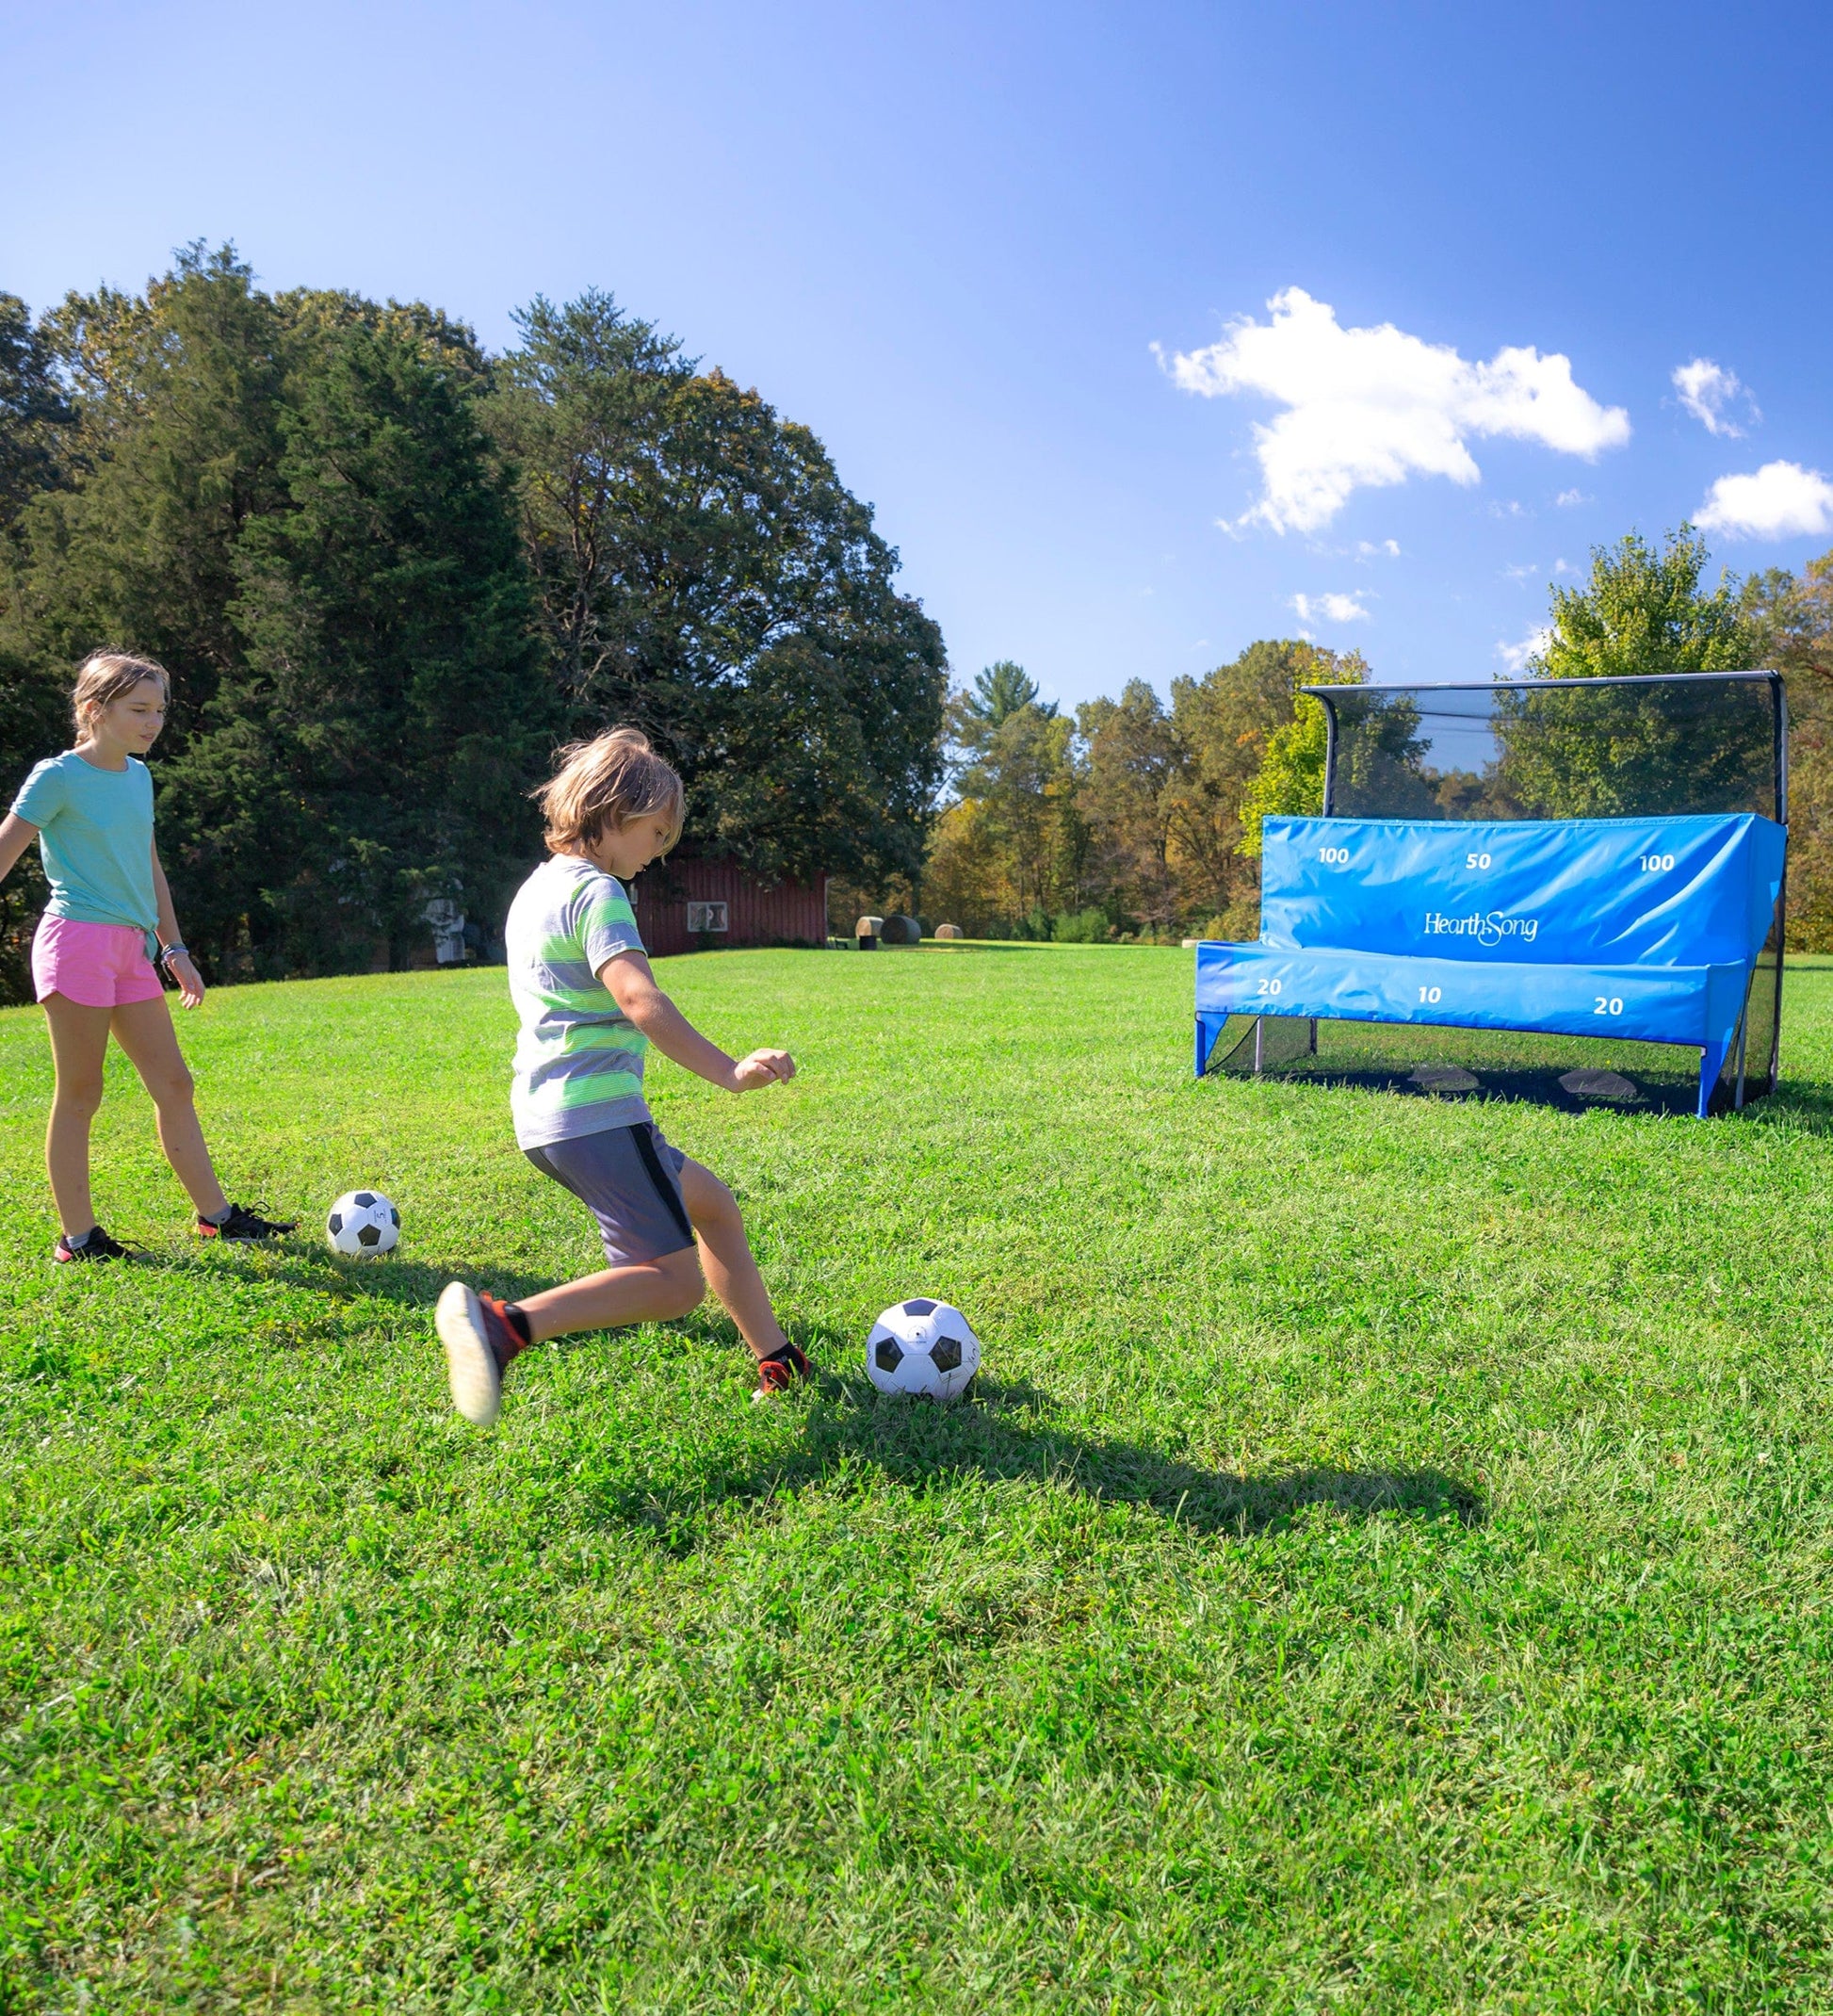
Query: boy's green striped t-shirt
xmin=505 ymin=854 xmax=652 ymax=1148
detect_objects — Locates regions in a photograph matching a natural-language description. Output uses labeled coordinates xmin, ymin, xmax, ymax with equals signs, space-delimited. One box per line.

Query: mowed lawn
xmin=7 ymin=945 xmax=1833 ymax=2013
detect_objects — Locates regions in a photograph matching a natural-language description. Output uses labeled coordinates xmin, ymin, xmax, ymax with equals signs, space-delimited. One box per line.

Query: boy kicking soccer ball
xmin=436 ymin=727 xmax=809 ymax=1423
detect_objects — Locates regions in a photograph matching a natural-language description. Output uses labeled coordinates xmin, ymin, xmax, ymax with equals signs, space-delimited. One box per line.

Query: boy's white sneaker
xmin=436 ymin=1281 xmax=508 ymax=1426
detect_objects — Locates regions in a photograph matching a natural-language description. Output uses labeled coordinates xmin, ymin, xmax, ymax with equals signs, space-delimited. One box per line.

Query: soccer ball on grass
xmin=866 ymin=1297 xmax=980 ymax=1400
xmin=326 ymin=1189 xmax=400 ymax=1257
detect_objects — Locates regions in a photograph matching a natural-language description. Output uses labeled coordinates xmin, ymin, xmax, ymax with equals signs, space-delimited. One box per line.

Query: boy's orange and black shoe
xmin=198 ymin=1203 xmax=298 ymax=1242
xmin=752 ymin=1340 xmax=812 ymax=1402
xmin=436 ymin=1282 xmax=531 ymax=1426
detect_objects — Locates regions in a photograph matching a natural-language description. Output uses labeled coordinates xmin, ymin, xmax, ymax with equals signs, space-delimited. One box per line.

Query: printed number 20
xmin=1257 ymin=977 xmax=1283 ymax=996
xmin=1594 ymin=996 xmax=1624 ymax=1016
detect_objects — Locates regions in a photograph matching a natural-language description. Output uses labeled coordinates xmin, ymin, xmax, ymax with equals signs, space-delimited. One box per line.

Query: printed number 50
xmin=1594 ymin=996 xmax=1624 ymax=1016
xmin=1466 ymin=852 xmax=1492 ymax=870
xmin=1419 ymin=984 xmax=1442 ymax=1003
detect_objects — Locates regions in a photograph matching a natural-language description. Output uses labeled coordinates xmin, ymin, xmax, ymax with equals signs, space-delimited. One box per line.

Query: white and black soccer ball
xmin=866 ymin=1297 xmax=980 ymax=1400
xmin=326 ymin=1189 xmax=400 ymax=1257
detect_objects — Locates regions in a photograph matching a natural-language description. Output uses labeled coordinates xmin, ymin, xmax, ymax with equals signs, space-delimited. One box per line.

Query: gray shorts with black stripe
xmin=524 ymin=1123 xmax=695 ymax=1267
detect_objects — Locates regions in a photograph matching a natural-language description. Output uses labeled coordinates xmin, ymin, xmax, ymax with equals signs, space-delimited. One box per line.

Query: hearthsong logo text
xmin=1422 ymin=909 xmax=1540 ymax=947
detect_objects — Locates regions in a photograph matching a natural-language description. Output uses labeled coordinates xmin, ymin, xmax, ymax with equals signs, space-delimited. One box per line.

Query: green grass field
xmin=7 ymin=945 xmax=1833 ymax=2012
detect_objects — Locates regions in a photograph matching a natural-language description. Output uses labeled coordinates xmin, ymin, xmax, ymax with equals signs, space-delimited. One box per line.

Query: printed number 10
xmin=1419 ymin=984 xmax=1442 ymax=1003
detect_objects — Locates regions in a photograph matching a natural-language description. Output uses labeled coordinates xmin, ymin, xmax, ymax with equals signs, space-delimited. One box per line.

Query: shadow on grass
xmin=129 ymin=1249 xmax=1483 ymax=1545
xmin=584 ymin=1358 xmax=1484 ymax=1550
xmin=158 ymin=1243 xmax=556 ymax=1314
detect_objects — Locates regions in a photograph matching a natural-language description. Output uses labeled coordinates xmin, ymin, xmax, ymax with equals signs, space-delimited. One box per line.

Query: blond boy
xmin=436 ymin=727 xmax=808 ymax=1421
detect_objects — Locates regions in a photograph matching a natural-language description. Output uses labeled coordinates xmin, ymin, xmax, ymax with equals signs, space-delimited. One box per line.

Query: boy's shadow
xmin=208 ymin=1258 xmax=1483 ymax=1545
xmin=589 ymin=1348 xmax=1484 ymax=1551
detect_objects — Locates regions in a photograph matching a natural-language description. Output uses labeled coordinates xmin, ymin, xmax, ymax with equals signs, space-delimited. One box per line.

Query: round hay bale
xmin=880 ymin=914 xmax=923 ymax=945
xmin=934 ymin=922 xmax=965 ymax=940
xmin=853 ymin=915 xmax=884 ymax=938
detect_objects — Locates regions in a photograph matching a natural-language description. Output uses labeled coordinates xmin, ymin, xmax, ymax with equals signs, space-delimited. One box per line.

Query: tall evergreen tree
xmin=23 ymin=245 xmax=290 ymax=738
xmin=165 ymin=317 xmax=547 ymax=971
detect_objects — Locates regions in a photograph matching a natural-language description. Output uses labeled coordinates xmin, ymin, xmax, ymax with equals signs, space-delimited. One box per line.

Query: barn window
xmin=687 ymin=902 xmax=729 ymax=933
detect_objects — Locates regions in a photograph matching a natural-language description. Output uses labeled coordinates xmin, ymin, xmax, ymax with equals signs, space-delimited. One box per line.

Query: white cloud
xmin=1554 ymin=488 xmax=1590 ymax=508
xmin=1696 ymin=461 xmax=1833 ymax=541
xmin=1672 ymin=358 xmax=1759 ymax=438
xmin=1502 ymin=561 xmax=1539 ymax=581
xmin=1498 ymin=627 xmax=1553 ymax=674
xmin=1291 ymin=591 xmax=1370 ymax=624
xmin=1354 ymin=538 xmax=1402 ymax=559
xmin=1554 ymin=557 xmax=1576 ymax=575
xmin=1160 ymin=287 xmax=1630 ymax=533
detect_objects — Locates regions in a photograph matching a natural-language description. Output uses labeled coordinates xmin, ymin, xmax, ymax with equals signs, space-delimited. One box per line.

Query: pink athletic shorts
xmin=32 ymin=916 xmax=165 ymax=1008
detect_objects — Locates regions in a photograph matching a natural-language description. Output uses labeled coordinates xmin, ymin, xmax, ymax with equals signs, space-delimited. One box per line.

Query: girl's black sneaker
xmin=55 ymin=1224 xmax=132 ymax=1263
xmin=198 ymin=1203 xmax=298 ymax=1242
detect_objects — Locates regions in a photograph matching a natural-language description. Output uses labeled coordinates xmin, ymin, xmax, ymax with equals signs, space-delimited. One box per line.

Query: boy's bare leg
xmin=514 ymin=1246 xmax=706 ymax=1344
xmin=678 ymin=1157 xmax=789 ymax=1360
xmin=41 ymin=994 xmax=112 ymax=1234
xmin=109 ymin=996 xmax=231 ymax=1218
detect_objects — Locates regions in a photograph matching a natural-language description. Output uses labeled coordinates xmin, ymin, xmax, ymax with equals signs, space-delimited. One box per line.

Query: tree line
xmin=0 ymin=246 xmax=946 ymax=1000
xmin=919 ymin=528 xmax=1833 ymax=946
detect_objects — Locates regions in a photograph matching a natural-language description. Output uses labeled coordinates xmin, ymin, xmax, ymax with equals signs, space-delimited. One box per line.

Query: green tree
xmin=952 ymin=659 xmax=1054 ymax=743
xmin=168 ymin=317 xmax=546 ymax=971
xmin=1076 ymin=680 xmax=1180 ymax=934
xmin=0 ymin=292 xmax=73 ymax=532
xmin=1534 ymin=527 xmax=1754 ymax=681
xmin=1236 ymin=648 xmax=1370 ymax=856
xmin=0 ymin=293 xmax=75 ymax=998
xmin=1170 ymin=641 xmax=1364 ymax=913
xmin=1742 ymin=551 xmax=1833 ymax=945
xmin=490 ymin=292 xmax=946 ymax=892
xmin=1494 ymin=527 xmax=1767 ymax=818
xmin=925 ymin=663 xmax=1083 ymax=934
xmin=21 ymin=246 xmax=291 ymax=741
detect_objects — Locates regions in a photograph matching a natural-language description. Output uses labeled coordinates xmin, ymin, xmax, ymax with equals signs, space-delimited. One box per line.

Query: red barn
xmin=630 ymin=857 xmax=829 ymax=957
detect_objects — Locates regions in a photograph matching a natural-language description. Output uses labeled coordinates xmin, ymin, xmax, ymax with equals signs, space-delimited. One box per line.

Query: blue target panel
xmin=1195 ymin=811 xmax=1787 ymax=1117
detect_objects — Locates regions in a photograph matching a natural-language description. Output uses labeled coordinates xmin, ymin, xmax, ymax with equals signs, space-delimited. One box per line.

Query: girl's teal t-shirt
xmin=9 ymin=752 xmax=158 ymax=933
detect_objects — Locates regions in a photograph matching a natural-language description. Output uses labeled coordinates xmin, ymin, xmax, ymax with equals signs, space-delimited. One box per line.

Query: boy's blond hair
xmin=72 ymin=651 xmax=170 ymax=736
xmin=537 ymin=726 xmax=685 ymax=853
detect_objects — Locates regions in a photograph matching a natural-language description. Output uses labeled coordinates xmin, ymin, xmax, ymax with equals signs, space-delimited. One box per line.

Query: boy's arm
xmin=600 ymin=951 xmax=794 ymax=1093
xmin=0 ymin=812 xmax=37 ymax=884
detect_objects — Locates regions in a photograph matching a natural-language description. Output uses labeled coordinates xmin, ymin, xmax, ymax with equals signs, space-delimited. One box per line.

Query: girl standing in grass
xmin=0 ymin=652 xmax=296 ymax=1260
xmin=435 ymin=726 xmax=809 ymax=1420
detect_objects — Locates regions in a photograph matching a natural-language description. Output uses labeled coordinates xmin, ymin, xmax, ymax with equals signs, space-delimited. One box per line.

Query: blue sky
xmin=8 ymin=0 xmax=1832 ymax=707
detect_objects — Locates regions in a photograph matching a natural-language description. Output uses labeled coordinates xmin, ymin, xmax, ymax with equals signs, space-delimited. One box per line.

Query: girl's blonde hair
xmin=72 ymin=651 xmax=170 ymax=736
xmin=537 ymin=726 xmax=685 ymax=853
